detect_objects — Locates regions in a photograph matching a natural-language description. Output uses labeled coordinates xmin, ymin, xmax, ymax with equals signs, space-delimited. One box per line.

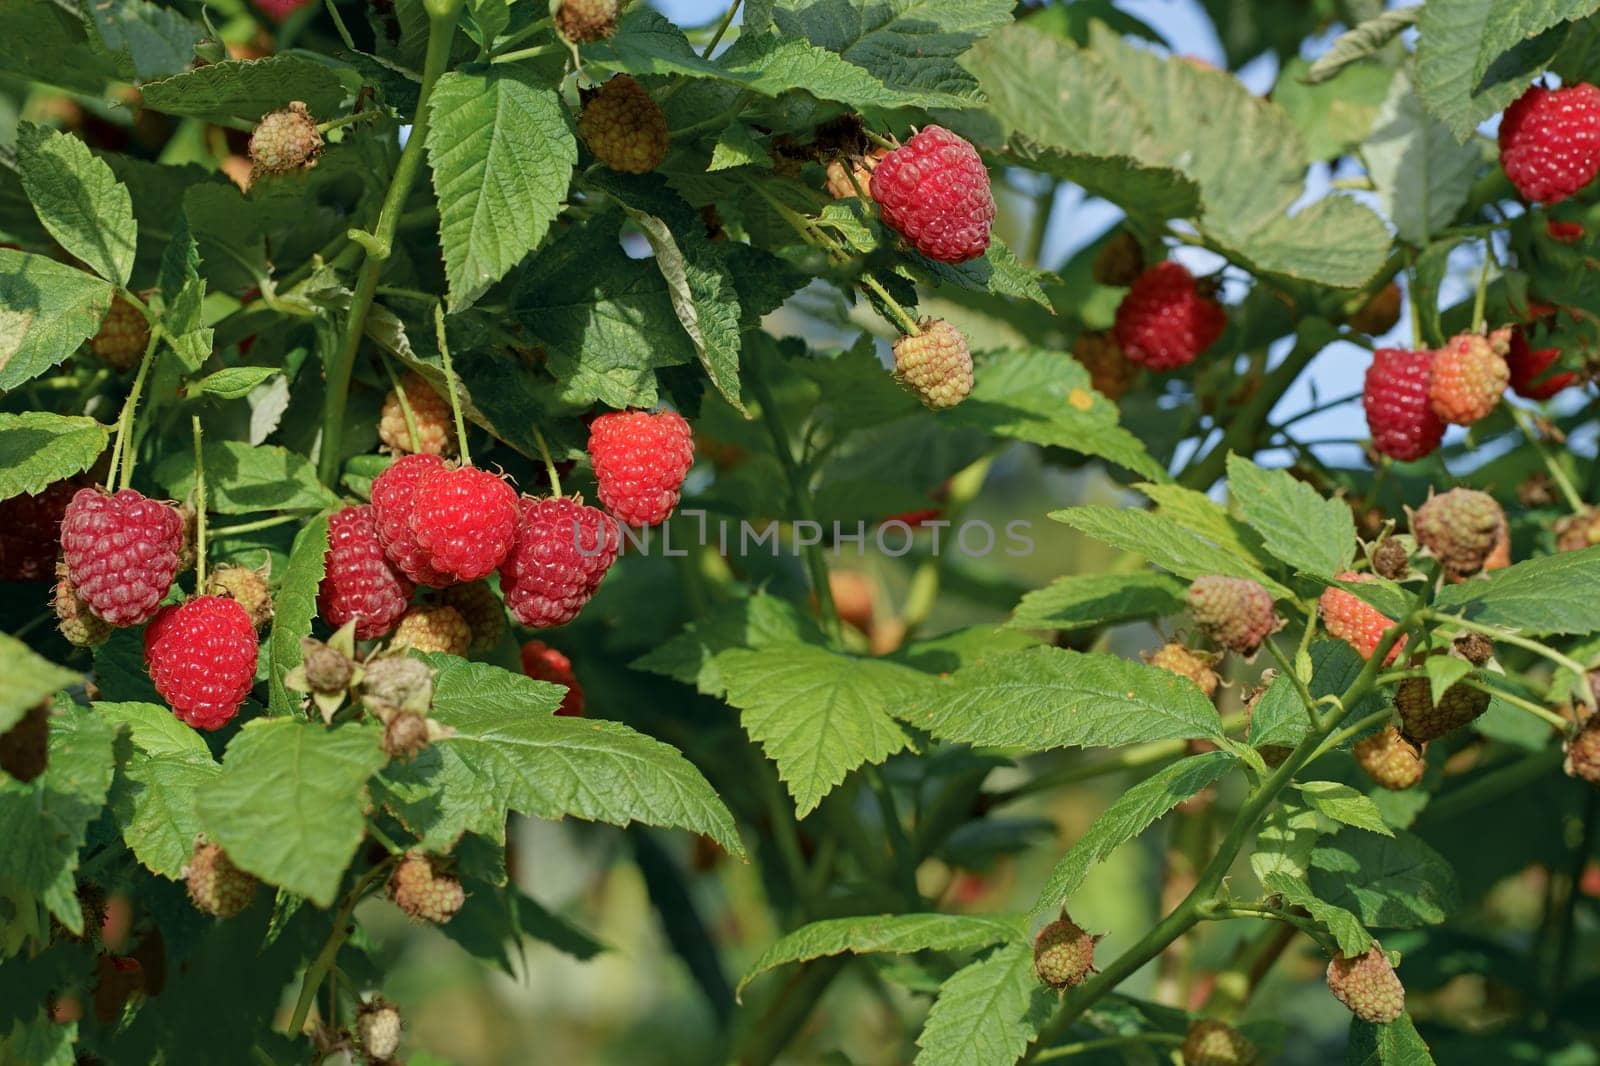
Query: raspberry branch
xmin=431 ymin=304 xmax=471 ymax=465
xmin=192 ymin=416 xmax=208 ymax=590
xmin=106 ymin=317 xmax=163 ymax=492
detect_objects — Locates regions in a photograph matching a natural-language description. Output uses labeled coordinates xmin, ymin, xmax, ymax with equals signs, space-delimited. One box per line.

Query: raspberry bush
xmin=5 ymin=2 xmax=1600 ymax=1064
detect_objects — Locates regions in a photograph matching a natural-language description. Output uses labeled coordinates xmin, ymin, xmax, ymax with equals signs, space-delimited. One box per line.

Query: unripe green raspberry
xmin=1395 ymin=675 xmax=1490 ymax=742
xmin=1565 ymin=715 xmax=1600 ymax=784
xmin=1146 ymin=641 xmax=1221 ymax=699
xmin=1353 ymin=725 xmax=1424 ymax=790
xmin=91 ymin=294 xmax=151 ymax=371
xmin=388 ymin=852 xmax=465 ymax=924
xmin=1032 ymin=915 xmax=1099 ymax=989
xmin=205 ymin=564 xmax=273 ymax=629
xmin=185 ymin=840 xmax=258 ymax=918
xmin=390 ymin=604 xmax=471 ymax=656
xmin=1186 ymin=575 xmax=1279 ymax=656
xmin=356 ymin=998 xmax=403 ymax=1061
xmin=55 ymin=565 xmax=110 ymax=648
xmin=248 ymin=101 xmax=323 ymax=178
xmin=1181 ymin=1018 xmax=1262 ymax=1066
xmin=578 ymin=75 xmax=668 ymax=174
xmin=0 ymin=703 xmax=50 ymax=783
xmin=1411 ymin=488 xmax=1505 ymax=579
xmin=437 ymin=580 xmax=505 ymax=653
xmin=892 ymin=318 xmax=973 ymax=409
xmin=556 ymin=0 xmax=620 ymax=43
xmin=378 ymin=371 xmax=457 ymax=457
xmin=1326 ymin=944 xmax=1405 ymax=1024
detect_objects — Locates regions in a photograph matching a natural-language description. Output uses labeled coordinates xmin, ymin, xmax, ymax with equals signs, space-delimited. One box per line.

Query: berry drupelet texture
xmin=1319 ymin=572 xmax=1404 ymax=665
xmin=410 ymin=465 xmax=519 ymax=582
xmin=588 ymin=409 xmax=696 ymax=526
xmin=319 ymin=504 xmax=415 ymax=640
xmin=578 ymin=75 xmax=669 ymax=174
xmin=1498 ymin=82 xmax=1600 ymax=203
xmin=369 ymin=454 xmax=453 ymax=587
xmin=1112 ymin=261 xmax=1226 ymax=371
xmin=60 ymin=487 xmax=186 ymax=626
xmin=499 ymin=496 xmax=620 ymax=628
xmin=379 ymin=370 xmax=457 ymax=457
xmin=145 ymin=596 xmax=260 ymax=731
xmin=1326 ymin=944 xmax=1405 ymax=1024
xmin=1363 ymin=348 xmax=1445 ymax=461
xmin=870 ymin=125 xmax=995 ymax=264
xmin=892 ymin=318 xmax=974 ymax=409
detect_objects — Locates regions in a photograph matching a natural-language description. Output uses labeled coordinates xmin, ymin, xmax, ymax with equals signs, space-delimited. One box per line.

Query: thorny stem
xmin=192 ymin=417 xmax=207 ymax=590
xmin=1021 ymin=609 xmax=1422 ymax=1059
xmin=433 ymin=304 xmax=471 ymax=464
xmin=858 ymin=273 xmax=920 ymax=335
xmin=110 ymin=326 xmax=163 ymax=492
xmin=317 ymin=0 xmax=463 ymax=487
xmin=1462 ymin=678 xmax=1570 ymax=731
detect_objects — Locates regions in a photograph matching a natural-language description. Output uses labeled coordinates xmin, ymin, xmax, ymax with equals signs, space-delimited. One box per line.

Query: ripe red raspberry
xmin=60 ymin=488 xmax=186 ymax=626
xmin=1146 ymin=641 xmax=1221 ymax=698
xmin=1112 ymin=261 xmax=1226 ymax=371
xmin=370 ymin=454 xmax=452 ymax=587
xmin=892 ymin=318 xmax=974 ymax=409
xmin=1395 ymin=675 xmax=1489 ymax=742
xmin=1032 ymin=915 xmax=1099 ymax=989
xmin=1319 ymin=572 xmax=1405 ymax=665
xmin=437 ymin=580 xmax=505 ymax=653
xmin=556 ymin=0 xmax=619 ymax=42
xmin=1363 ymin=348 xmax=1444 ymax=461
xmin=391 ymin=604 xmax=472 ymax=657
xmin=1507 ymin=325 xmax=1577 ymax=399
xmin=578 ymin=75 xmax=669 ymax=174
xmin=1354 ymin=725 xmax=1425 ymax=790
xmin=410 ymin=466 xmax=519 ymax=581
xmin=387 ymin=852 xmax=464 ymax=924
xmin=1498 ymin=82 xmax=1600 ymax=203
xmin=145 ymin=596 xmax=259 ymax=730
xmin=520 ymin=640 xmax=585 ymax=716
xmin=498 ymin=497 xmax=620 ymax=628
xmin=1181 ymin=1019 xmax=1262 ymax=1066
xmin=1430 ymin=331 xmax=1510 ymax=425
xmin=91 ymin=294 xmax=151 ymax=371
xmin=1186 ymin=575 xmax=1280 ymax=656
xmin=0 ymin=480 xmax=74 ymax=581
xmin=1326 ymin=944 xmax=1405 ymax=1024
xmin=588 ymin=409 xmax=695 ymax=526
xmin=379 ymin=370 xmax=457 ymax=457
xmin=870 ymin=125 xmax=995 ymax=264
xmin=1411 ymin=488 xmax=1505 ymax=579
xmin=319 ymin=505 xmax=415 ymax=640
xmin=1547 ymin=218 xmax=1586 ymax=243
xmin=204 ymin=564 xmax=273 ymax=629
xmin=248 ymin=101 xmax=322 ymax=178
xmin=185 ymin=839 xmax=258 ymax=917
xmin=256 ymin=0 xmax=315 ymax=20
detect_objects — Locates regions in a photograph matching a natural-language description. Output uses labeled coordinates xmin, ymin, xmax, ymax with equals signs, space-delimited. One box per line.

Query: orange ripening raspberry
xmin=1429 ymin=331 xmax=1509 ymax=426
xmin=1319 ymin=572 xmax=1404 ymax=665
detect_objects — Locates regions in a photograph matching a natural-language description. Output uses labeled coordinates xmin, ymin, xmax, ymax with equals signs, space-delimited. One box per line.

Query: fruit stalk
xmin=317 ymin=0 xmax=463 ymax=486
xmin=106 ymin=324 xmax=163 ymax=491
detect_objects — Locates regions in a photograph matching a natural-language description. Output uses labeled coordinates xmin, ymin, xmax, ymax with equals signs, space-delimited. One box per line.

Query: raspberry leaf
xmin=0 ymin=251 xmax=114 ymax=392
xmin=1052 ymin=506 xmax=1291 ymax=595
xmin=915 ymin=942 xmax=1055 ymax=1066
xmin=154 ymin=442 xmax=338 ymax=515
xmin=139 ymin=56 xmax=346 ymax=126
xmin=1432 ymin=546 xmax=1600 ymax=635
xmin=1226 ymin=454 xmax=1357 ymax=579
xmin=1251 ymin=798 xmax=1320 ymax=885
xmin=738 ymin=914 xmax=1025 ymax=998
xmin=1007 ymin=572 xmax=1188 ymax=633
xmin=633 ymin=594 xmax=826 ymax=693
xmin=896 ymin=646 xmax=1227 ymax=751
xmin=1261 ymin=872 xmax=1373 ymax=957
xmin=97 ymin=701 xmax=219 ymax=879
xmin=1034 ymin=750 xmax=1236 ymax=914
xmin=16 ymin=124 xmax=136 ymax=289
xmin=714 ymin=646 xmax=920 ymax=817
xmin=197 ymin=719 xmax=389 ymax=907
xmin=1363 ymin=71 xmax=1481 ymax=246
xmin=267 ymin=514 xmax=329 ymax=716
xmin=426 ymin=69 xmax=576 ymax=310
xmin=83 ymin=0 xmax=204 ymax=82
xmin=0 ymin=413 xmax=108 ymax=502
xmin=0 ymin=634 xmax=79 ymax=731
xmin=1310 ymin=829 xmax=1459 ymax=929
xmin=1295 ymin=781 xmax=1395 ymax=838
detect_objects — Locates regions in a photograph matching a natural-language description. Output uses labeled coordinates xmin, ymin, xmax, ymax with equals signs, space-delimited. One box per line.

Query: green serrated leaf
xmin=1310 ymin=829 xmax=1458 ymax=928
xmin=1362 ymin=71 xmax=1482 ymax=246
xmin=914 ymin=942 xmax=1056 ymax=1066
xmin=1251 ymin=797 xmax=1320 ymax=885
xmin=98 ymin=701 xmax=218 ymax=878
xmin=0 ymin=413 xmax=107 ymax=502
xmin=632 ymin=594 xmax=825 ymax=693
xmin=1261 ymin=871 xmax=1373 ymax=956
xmin=427 ymin=69 xmax=575 ymax=310
xmin=1051 ymin=506 xmax=1290 ymax=595
xmin=910 ymin=239 xmax=1052 ymax=310
xmin=1346 ymin=1013 xmax=1436 ymax=1065
xmin=1034 ymin=751 xmax=1235 ymax=913
xmin=1226 ymin=454 xmax=1355 ymax=578
xmin=268 ymin=514 xmax=329 ymax=716
xmin=0 ymin=251 xmax=115 ymax=391
xmin=715 ymin=646 xmax=920 ymax=816
xmin=0 ymin=635 xmax=80 ymax=733
xmin=139 ymin=56 xmax=346 ymax=126
xmin=1423 ymin=655 xmax=1473 ymax=705
xmin=1305 ymin=8 xmax=1418 ymax=84
xmin=153 ymin=441 xmax=338 ymax=515
xmin=17 ymin=123 xmax=135 ymax=287
xmin=737 ymin=914 xmax=1025 ymax=998
xmin=84 ymin=0 xmax=204 ymax=81
xmin=1297 ymin=780 xmax=1395 ymax=837
xmin=895 ymin=646 xmax=1226 ymax=752
xmin=1415 ymin=0 xmax=1580 ymax=141
xmin=191 ymin=366 xmax=281 ymax=400
xmin=197 ymin=719 xmax=388 ymax=906
xmin=1008 ymin=571 xmax=1187 ymax=632
xmin=1432 ymin=546 xmax=1600 ymax=635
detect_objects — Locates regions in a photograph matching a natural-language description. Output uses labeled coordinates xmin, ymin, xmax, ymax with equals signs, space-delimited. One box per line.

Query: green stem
xmin=733 ymin=957 xmax=849 ymax=1066
xmin=700 ymin=0 xmax=742 ymax=57
xmin=1024 ymin=179 xmax=1059 ymax=268
xmin=1310 ymin=706 xmax=1393 ymax=761
xmin=745 ymin=356 xmax=841 ymax=646
xmin=858 ymin=273 xmax=920 ymax=336
xmin=378 ymin=355 xmax=422 ymax=454
xmin=1265 ymin=638 xmax=1323 ymax=731
xmin=432 ymin=304 xmax=471 ymax=464
xmin=286 ymin=857 xmax=396 ymax=1037
xmin=896 ymin=451 xmax=997 ymax=641
xmin=317 ymin=1 xmax=463 ymax=486
xmin=192 ymin=417 xmax=207 ymax=590
xmin=1034 ymin=1033 xmax=1185 ymax=1062
xmin=1509 ymin=406 xmax=1585 ymax=514
xmin=1549 ymin=789 xmax=1597 ymax=1005
xmin=867 ymin=766 xmax=919 ymax=908
xmin=108 ymin=327 xmax=162 ymax=491
xmin=1178 ymin=340 xmax=1319 ymax=490
xmin=490 ymin=15 xmax=551 ymax=55
xmin=491 ymin=42 xmax=565 ymax=63
xmin=1432 ymin=612 xmax=1596 ymax=708
xmin=531 ymin=426 xmax=563 ymax=497
xmin=1462 ymin=679 xmax=1569 ymax=731
xmin=1197 ymin=900 xmax=1334 ymax=950
xmin=210 ymin=512 xmax=319 ymax=537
